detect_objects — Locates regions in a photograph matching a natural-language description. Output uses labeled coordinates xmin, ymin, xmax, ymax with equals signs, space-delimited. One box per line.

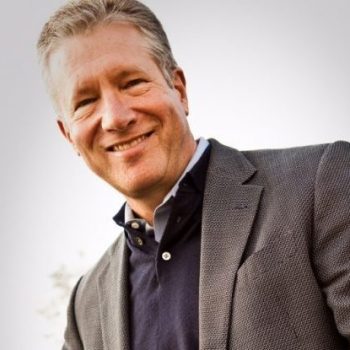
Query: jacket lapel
xmin=97 ymin=234 xmax=129 ymax=350
xmin=199 ymin=140 xmax=263 ymax=350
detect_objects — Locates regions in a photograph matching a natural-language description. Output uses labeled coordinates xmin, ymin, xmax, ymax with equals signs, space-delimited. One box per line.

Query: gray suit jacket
xmin=63 ymin=139 xmax=350 ymax=350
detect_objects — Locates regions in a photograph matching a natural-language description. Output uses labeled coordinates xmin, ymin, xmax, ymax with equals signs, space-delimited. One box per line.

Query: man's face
xmin=49 ymin=22 xmax=195 ymax=203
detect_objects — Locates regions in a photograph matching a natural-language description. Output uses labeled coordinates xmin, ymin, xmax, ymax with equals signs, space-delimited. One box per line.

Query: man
xmin=37 ymin=0 xmax=350 ymax=349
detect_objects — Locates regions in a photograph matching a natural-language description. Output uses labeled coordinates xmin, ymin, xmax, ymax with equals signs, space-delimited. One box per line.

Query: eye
xmin=123 ymin=78 xmax=147 ymax=89
xmin=75 ymin=97 xmax=97 ymax=111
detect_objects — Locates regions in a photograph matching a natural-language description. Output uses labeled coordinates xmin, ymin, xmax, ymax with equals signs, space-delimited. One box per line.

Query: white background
xmin=1 ymin=0 xmax=349 ymax=348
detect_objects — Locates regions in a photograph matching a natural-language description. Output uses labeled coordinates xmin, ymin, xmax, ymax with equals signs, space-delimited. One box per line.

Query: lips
xmin=106 ymin=131 xmax=153 ymax=152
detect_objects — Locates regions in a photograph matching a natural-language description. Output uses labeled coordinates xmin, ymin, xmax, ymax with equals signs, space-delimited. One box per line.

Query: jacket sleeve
xmin=62 ymin=277 xmax=84 ymax=350
xmin=313 ymin=141 xmax=350 ymax=344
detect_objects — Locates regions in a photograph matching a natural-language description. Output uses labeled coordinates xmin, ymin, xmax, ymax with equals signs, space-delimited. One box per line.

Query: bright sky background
xmin=1 ymin=0 xmax=349 ymax=348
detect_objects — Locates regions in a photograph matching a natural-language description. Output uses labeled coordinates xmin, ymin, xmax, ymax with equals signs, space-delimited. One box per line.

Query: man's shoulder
xmin=208 ymin=139 xmax=349 ymax=190
xmin=210 ymin=138 xmax=349 ymax=172
xmin=244 ymin=140 xmax=349 ymax=175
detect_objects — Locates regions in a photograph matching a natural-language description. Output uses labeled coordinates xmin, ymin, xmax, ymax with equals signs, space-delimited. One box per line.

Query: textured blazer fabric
xmin=62 ymin=139 xmax=350 ymax=350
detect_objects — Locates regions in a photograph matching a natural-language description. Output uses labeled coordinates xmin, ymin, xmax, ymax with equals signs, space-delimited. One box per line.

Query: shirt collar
xmin=159 ymin=137 xmax=209 ymax=204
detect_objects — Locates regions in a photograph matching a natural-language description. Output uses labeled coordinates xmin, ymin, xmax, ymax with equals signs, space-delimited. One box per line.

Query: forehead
xmin=49 ymin=22 xmax=153 ymax=76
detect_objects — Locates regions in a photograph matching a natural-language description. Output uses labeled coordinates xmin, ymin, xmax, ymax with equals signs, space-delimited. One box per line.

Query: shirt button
xmin=130 ymin=221 xmax=140 ymax=230
xmin=134 ymin=236 xmax=144 ymax=247
xmin=162 ymin=252 xmax=172 ymax=261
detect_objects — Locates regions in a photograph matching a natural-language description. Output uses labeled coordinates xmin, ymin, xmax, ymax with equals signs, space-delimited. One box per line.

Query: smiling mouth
xmin=107 ymin=131 xmax=153 ymax=152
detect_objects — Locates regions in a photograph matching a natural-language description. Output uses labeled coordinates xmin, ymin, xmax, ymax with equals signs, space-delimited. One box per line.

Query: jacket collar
xmin=199 ymin=139 xmax=263 ymax=349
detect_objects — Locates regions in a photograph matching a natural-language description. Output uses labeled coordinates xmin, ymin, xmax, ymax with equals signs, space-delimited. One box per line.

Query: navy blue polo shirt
xmin=114 ymin=145 xmax=211 ymax=350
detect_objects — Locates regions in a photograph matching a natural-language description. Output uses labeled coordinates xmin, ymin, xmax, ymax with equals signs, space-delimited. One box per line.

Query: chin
xmin=109 ymin=172 xmax=164 ymax=199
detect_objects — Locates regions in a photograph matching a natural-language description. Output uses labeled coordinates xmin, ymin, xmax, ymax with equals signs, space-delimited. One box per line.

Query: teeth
xmin=112 ymin=134 xmax=148 ymax=152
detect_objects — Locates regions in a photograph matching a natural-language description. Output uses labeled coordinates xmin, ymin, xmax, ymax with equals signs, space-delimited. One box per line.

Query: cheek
xmin=167 ymin=113 xmax=190 ymax=139
xmin=69 ymin=122 xmax=97 ymax=150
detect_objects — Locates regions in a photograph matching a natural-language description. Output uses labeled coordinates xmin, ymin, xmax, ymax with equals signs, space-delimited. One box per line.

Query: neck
xmin=126 ymin=137 xmax=197 ymax=225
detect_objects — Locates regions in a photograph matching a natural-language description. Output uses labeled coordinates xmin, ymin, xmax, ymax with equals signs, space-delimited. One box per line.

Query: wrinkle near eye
xmin=75 ymin=97 xmax=97 ymax=111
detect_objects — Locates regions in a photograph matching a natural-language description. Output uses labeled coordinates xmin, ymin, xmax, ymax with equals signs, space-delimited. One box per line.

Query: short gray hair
xmin=37 ymin=0 xmax=178 ymax=98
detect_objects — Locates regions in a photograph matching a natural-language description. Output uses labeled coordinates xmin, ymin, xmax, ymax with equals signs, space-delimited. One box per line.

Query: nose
xmin=101 ymin=94 xmax=136 ymax=132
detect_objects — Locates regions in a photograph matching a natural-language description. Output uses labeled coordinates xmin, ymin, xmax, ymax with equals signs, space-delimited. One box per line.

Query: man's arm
xmin=62 ymin=277 xmax=84 ymax=350
xmin=313 ymin=141 xmax=350 ymax=342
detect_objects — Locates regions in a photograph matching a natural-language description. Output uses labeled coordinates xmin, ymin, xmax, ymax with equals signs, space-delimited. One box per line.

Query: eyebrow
xmin=71 ymin=67 xmax=146 ymax=98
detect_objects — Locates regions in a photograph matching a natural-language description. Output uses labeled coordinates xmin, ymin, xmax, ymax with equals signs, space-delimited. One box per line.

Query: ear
xmin=56 ymin=118 xmax=80 ymax=156
xmin=172 ymin=68 xmax=189 ymax=116
xmin=57 ymin=117 xmax=71 ymax=141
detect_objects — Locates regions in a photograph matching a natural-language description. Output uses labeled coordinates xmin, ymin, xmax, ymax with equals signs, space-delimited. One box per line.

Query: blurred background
xmin=1 ymin=0 xmax=349 ymax=348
